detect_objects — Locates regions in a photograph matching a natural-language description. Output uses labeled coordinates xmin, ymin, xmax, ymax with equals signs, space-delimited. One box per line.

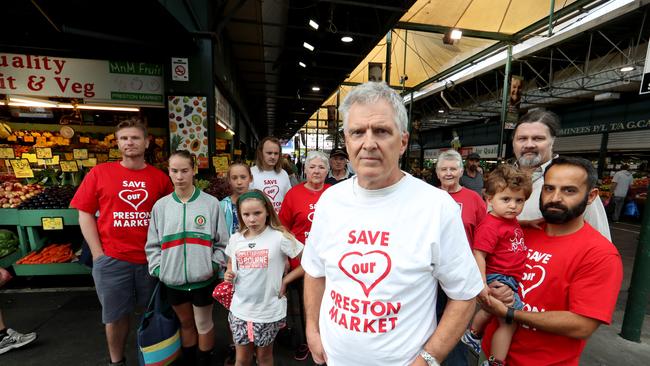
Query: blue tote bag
xmin=137 ymin=283 xmax=181 ymax=366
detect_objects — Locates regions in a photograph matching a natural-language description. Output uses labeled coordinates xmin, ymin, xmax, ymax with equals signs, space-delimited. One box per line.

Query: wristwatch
xmin=419 ymin=350 xmax=440 ymax=366
xmin=505 ymin=306 xmax=516 ymax=324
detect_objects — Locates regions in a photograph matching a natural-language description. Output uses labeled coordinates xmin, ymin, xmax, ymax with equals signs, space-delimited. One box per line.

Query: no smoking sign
xmin=171 ymin=57 xmax=189 ymax=81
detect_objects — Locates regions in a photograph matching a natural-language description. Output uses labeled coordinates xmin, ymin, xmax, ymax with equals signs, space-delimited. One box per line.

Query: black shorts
xmin=164 ymin=282 xmax=216 ymax=307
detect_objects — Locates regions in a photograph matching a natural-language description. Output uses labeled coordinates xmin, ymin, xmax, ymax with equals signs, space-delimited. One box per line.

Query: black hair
xmin=545 ymin=156 xmax=597 ymax=190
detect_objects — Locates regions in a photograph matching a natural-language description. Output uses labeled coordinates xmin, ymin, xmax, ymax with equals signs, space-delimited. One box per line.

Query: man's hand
xmin=519 ymin=218 xmax=544 ymax=230
xmin=479 ymin=295 xmax=508 ymax=318
xmin=306 ymin=327 xmax=327 ymax=364
xmin=489 ymin=281 xmax=514 ymax=307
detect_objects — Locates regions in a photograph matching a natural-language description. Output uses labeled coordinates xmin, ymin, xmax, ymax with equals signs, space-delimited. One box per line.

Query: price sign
xmin=23 ymin=135 xmax=34 ymax=142
xmin=44 ymin=156 xmax=60 ymax=165
xmin=35 ymin=147 xmax=53 ymax=159
xmin=212 ymin=155 xmax=229 ymax=174
xmin=109 ymin=149 xmax=122 ymax=159
xmin=73 ymin=149 xmax=88 ymax=160
xmin=10 ymin=159 xmax=34 ymax=178
xmin=79 ymin=136 xmax=90 ymax=143
xmin=233 ymin=149 xmax=242 ymax=156
xmin=41 ymin=217 xmax=64 ymax=230
xmin=21 ymin=153 xmax=37 ymax=163
xmin=0 ymin=147 xmax=14 ymax=159
xmin=7 ymin=135 xmax=17 ymax=142
xmin=60 ymin=161 xmax=79 ymax=172
xmin=82 ymin=158 xmax=97 ymax=167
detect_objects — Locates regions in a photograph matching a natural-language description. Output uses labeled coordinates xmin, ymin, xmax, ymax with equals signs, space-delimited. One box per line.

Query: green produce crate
xmin=18 ymin=209 xmax=79 ymax=226
xmin=0 ymin=209 xmax=19 ymax=225
xmin=13 ymin=262 xmax=90 ymax=276
xmin=0 ymin=249 xmax=21 ymax=268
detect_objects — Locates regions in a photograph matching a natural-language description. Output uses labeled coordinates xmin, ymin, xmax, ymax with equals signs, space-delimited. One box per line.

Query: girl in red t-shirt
xmin=461 ymin=165 xmax=532 ymax=366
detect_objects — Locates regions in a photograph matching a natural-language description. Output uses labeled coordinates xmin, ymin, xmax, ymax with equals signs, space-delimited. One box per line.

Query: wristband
xmin=505 ymin=306 xmax=516 ymax=324
xmin=419 ymin=350 xmax=440 ymax=366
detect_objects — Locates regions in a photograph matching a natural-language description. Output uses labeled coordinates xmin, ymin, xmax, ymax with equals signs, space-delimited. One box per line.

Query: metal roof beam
xmin=394 ymin=22 xmax=514 ymax=42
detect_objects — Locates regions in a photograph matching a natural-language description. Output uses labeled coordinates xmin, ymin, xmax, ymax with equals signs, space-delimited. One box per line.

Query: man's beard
xmin=467 ymin=164 xmax=477 ymax=172
xmin=540 ymin=193 xmax=589 ymax=224
xmin=518 ymin=151 xmax=543 ymax=168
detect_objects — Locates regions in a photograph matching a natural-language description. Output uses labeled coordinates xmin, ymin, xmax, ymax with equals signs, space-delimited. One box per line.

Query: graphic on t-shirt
xmin=118 ymin=188 xmax=149 ymax=210
xmin=236 ymin=249 xmax=269 ymax=269
xmin=510 ymin=228 xmax=526 ymax=252
xmin=521 ymin=263 xmax=546 ymax=299
xmin=263 ymin=185 xmax=279 ymax=200
xmin=339 ymin=250 xmax=391 ymax=297
xmin=307 ymin=211 xmax=314 ymax=222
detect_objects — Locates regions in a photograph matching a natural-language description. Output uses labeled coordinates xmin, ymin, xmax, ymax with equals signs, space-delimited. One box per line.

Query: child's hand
xmin=478 ymin=286 xmax=491 ymax=307
xmin=224 ymin=270 xmax=236 ymax=283
xmin=279 ymin=279 xmax=288 ymax=298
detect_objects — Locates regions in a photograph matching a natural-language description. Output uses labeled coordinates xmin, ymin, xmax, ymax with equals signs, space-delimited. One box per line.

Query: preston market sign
xmin=558 ymin=119 xmax=650 ymax=136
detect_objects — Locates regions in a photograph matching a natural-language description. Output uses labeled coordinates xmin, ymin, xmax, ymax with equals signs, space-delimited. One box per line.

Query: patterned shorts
xmin=228 ymin=312 xmax=285 ymax=347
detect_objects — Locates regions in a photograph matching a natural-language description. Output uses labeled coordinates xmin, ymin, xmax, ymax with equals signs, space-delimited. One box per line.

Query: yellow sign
xmin=23 ymin=135 xmax=34 ymax=142
xmin=96 ymin=154 xmax=108 ymax=163
xmin=44 ymin=156 xmax=60 ymax=165
xmin=60 ymin=161 xmax=79 ymax=172
xmin=109 ymin=149 xmax=122 ymax=159
xmin=233 ymin=149 xmax=242 ymax=155
xmin=79 ymin=136 xmax=90 ymax=143
xmin=7 ymin=135 xmax=17 ymax=142
xmin=83 ymin=158 xmax=97 ymax=167
xmin=73 ymin=149 xmax=88 ymax=160
xmin=212 ymin=155 xmax=230 ymax=174
xmin=35 ymin=147 xmax=53 ymax=159
xmin=41 ymin=217 xmax=64 ymax=230
xmin=0 ymin=147 xmax=14 ymax=159
xmin=216 ymin=139 xmax=227 ymax=150
xmin=21 ymin=153 xmax=37 ymax=163
xmin=10 ymin=159 xmax=34 ymax=178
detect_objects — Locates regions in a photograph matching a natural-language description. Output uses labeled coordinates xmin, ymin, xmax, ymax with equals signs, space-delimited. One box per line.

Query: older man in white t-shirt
xmin=302 ymin=82 xmax=483 ymax=366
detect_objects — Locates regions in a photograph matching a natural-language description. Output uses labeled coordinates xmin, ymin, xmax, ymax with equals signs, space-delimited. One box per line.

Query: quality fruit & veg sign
xmin=0 ymin=53 xmax=164 ymax=106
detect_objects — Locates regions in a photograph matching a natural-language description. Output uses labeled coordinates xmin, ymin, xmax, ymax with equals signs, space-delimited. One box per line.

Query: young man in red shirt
xmin=480 ymin=156 xmax=623 ymax=366
xmin=70 ymin=119 xmax=173 ymax=366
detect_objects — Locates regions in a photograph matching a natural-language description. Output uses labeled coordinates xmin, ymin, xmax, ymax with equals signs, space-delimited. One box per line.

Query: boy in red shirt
xmin=461 ymin=165 xmax=532 ymax=366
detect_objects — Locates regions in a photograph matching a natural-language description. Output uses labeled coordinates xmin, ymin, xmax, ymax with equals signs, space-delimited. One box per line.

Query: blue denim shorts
xmin=486 ymin=273 xmax=523 ymax=310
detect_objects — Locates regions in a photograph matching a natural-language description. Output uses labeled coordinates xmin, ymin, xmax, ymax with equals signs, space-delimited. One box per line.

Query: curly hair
xmin=485 ymin=164 xmax=533 ymax=199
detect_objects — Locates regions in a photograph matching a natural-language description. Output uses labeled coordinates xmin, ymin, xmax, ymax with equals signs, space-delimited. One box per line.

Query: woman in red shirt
xmin=278 ymin=150 xmax=331 ymax=360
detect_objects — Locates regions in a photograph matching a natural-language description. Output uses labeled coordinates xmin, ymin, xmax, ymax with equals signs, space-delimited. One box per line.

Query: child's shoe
xmin=461 ymin=329 xmax=482 ymax=355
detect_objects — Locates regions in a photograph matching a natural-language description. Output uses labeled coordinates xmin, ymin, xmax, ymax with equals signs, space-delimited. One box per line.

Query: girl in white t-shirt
xmin=224 ymin=189 xmax=303 ymax=366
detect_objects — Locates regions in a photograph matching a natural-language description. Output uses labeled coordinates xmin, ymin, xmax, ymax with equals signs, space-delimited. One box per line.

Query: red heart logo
xmin=118 ymin=189 xmax=149 ymax=210
xmin=520 ymin=264 xmax=546 ymax=299
xmin=338 ymin=251 xmax=391 ymax=297
xmin=263 ymin=185 xmax=279 ymax=200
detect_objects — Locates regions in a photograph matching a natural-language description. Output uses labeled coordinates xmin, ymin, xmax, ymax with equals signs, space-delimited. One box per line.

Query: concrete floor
xmin=0 ymin=221 xmax=648 ymax=366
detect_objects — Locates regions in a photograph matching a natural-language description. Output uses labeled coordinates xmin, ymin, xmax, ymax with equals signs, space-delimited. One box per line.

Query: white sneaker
xmin=0 ymin=328 xmax=38 ymax=354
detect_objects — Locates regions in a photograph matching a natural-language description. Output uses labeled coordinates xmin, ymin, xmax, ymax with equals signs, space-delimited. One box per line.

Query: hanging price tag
xmin=82 ymin=158 xmax=97 ymax=167
xmin=23 ymin=135 xmax=34 ymax=142
xmin=109 ymin=149 xmax=122 ymax=159
xmin=0 ymin=147 xmax=14 ymax=159
xmin=44 ymin=156 xmax=60 ymax=165
xmin=41 ymin=217 xmax=64 ymax=230
xmin=10 ymin=159 xmax=34 ymax=178
xmin=60 ymin=161 xmax=79 ymax=172
xmin=73 ymin=149 xmax=88 ymax=160
xmin=35 ymin=147 xmax=53 ymax=159
xmin=21 ymin=153 xmax=37 ymax=163
xmin=212 ymin=155 xmax=229 ymax=174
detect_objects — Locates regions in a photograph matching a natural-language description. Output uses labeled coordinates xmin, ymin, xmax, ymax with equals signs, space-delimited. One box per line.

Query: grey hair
xmin=436 ymin=149 xmax=464 ymax=170
xmin=339 ymin=82 xmax=408 ymax=134
xmin=305 ymin=150 xmax=330 ymax=171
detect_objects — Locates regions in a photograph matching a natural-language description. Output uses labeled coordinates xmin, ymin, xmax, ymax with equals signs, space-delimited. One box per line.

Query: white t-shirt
xmin=518 ymin=160 xmax=611 ymax=241
xmin=301 ymin=174 xmax=483 ymax=366
xmin=612 ymin=170 xmax=633 ymax=198
xmin=226 ymin=227 xmax=303 ymax=323
xmin=250 ymin=166 xmax=292 ymax=213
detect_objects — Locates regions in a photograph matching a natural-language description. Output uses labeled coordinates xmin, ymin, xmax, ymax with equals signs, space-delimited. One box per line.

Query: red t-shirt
xmin=483 ymin=223 xmax=623 ymax=366
xmin=278 ymin=182 xmax=330 ymax=269
xmin=473 ymin=214 xmax=527 ymax=281
xmin=448 ymin=187 xmax=486 ymax=246
xmin=70 ymin=162 xmax=173 ymax=264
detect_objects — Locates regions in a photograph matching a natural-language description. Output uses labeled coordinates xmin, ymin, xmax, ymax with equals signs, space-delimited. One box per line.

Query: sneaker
xmin=0 ymin=328 xmax=38 ymax=355
xmin=461 ymin=330 xmax=482 ymax=355
xmin=485 ymin=356 xmax=505 ymax=366
xmin=293 ymin=343 xmax=310 ymax=361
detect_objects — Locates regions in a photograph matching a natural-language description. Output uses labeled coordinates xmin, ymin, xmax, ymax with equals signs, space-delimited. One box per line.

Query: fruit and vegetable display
xmin=202 ymin=175 xmax=230 ymax=200
xmin=16 ymin=243 xmax=75 ymax=264
xmin=0 ymin=229 xmax=19 ymax=258
xmin=18 ymin=185 xmax=77 ymax=209
xmin=0 ymin=181 xmax=43 ymax=208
